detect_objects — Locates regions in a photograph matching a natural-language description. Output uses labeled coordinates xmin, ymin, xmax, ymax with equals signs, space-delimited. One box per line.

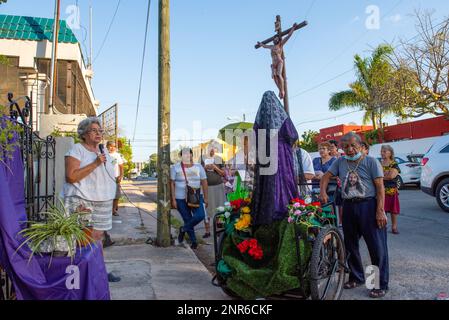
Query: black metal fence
xmin=0 ymin=93 xmax=56 ymax=300
xmin=7 ymin=92 xmax=56 ymax=221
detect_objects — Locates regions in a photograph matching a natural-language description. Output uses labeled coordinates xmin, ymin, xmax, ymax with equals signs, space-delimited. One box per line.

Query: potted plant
xmin=16 ymin=200 xmax=95 ymax=264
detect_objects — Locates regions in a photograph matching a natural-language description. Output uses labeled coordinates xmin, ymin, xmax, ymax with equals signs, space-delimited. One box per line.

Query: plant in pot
xmin=16 ymin=199 xmax=95 ymax=265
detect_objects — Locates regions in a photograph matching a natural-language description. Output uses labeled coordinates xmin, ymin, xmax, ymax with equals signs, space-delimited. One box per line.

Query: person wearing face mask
xmin=320 ymin=132 xmax=389 ymax=299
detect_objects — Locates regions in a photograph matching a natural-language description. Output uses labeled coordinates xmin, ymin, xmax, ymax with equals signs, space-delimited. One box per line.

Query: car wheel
xmin=436 ymin=178 xmax=449 ymax=213
xmin=397 ymin=176 xmax=404 ymax=190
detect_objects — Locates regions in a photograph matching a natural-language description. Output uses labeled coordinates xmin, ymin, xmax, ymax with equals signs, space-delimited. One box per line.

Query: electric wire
xmin=133 ymin=0 xmax=152 ymax=142
xmin=92 ymin=0 xmax=121 ymax=63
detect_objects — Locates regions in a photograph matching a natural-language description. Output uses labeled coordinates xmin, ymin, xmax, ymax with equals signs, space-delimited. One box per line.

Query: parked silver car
xmin=421 ymin=135 xmax=449 ymax=212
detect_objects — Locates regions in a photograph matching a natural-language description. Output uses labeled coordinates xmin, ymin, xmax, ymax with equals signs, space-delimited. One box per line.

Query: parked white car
xmin=420 ymin=135 xmax=449 ymax=212
xmin=376 ymin=155 xmax=422 ymax=189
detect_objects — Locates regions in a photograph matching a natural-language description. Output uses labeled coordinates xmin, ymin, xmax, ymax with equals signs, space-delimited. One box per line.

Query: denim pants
xmin=176 ymin=195 xmax=206 ymax=244
xmin=342 ymin=198 xmax=389 ymax=290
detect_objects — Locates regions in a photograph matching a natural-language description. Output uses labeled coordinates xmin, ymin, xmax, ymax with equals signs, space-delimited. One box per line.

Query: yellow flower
xmin=235 ymin=214 xmax=252 ymax=231
xmin=241 ymin=207 xmax=251 ymax=214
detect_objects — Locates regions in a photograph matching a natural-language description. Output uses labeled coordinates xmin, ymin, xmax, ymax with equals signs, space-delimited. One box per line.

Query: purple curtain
xmin=0 ymin=138 xmax=110 ymax=300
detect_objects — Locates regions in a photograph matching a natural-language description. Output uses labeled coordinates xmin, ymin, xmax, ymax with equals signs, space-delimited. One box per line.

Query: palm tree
xmin=329 ymin=44 xmax=395 ymax=130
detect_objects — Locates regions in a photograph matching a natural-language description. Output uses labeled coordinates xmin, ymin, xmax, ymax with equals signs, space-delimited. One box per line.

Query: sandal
xmin=344 ymin=281 xmax=363 ymax=289
xmin=392 ymin=228 xmax=400 ymax=235
xmin=369 ymin=289 xmax=387 ymax=298
xmin=202 ymin=232 xmax=211 ymax=239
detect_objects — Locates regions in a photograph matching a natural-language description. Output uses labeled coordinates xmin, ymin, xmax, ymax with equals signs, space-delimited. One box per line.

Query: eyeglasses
xmin=88 ymin=129 xmax=104 ymax=135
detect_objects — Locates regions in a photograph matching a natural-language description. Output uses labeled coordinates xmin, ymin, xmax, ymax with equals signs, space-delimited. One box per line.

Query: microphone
xmin=99 ymin=144 xmax=106 ymax=166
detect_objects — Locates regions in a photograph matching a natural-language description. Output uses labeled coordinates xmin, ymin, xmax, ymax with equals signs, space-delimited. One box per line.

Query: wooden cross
xmin=255 ymin=16 xmax=308 ymax=115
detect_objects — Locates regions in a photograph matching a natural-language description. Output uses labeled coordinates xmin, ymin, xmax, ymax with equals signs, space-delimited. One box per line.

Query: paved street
xmin=135 ymin=180 xmax=449 ymax=300
xmin=105 ymin=181 xmax=228 ymax=300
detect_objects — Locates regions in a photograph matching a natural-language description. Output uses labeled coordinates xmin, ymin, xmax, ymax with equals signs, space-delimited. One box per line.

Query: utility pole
xmin=157 ymin=0 xmax=172 ymax=247
xmin=48 ymin=0 xmax=61 ymax=114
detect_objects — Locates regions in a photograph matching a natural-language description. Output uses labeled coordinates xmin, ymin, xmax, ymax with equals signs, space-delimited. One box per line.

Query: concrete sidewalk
xmin=104 ymin=182 xmax=228 ymax=300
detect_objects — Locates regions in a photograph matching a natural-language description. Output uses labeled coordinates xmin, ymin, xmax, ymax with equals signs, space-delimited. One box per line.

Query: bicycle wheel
xmin=309 ymin=226 xmax=345 ymax=300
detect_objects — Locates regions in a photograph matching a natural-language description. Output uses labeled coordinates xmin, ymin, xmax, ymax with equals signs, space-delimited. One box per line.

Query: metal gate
xmin=0 ymin=93 xmax=57 ymax=300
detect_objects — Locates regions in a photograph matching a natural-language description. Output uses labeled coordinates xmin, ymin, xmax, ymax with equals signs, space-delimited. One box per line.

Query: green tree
xmin=141 ymin=163 xmax=150 ymax=175
xmin=149 ymin=153 xmax=157 ymax=174
xmin=118 ymin=137 xmax=134 ymax=178
xmin=298 ymin=130 xmax=319 ymax=152
xmin=329 ymin=44 xmax=397 ymax=130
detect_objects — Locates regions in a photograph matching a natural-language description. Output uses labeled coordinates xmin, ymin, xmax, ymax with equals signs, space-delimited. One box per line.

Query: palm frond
xmin=371 ymin=44 xmax=394 ymax=64
xmin=354 ymin=55 xmax=371 ymax=88
xmin=329 ymin=90 xmax=363 ymax=111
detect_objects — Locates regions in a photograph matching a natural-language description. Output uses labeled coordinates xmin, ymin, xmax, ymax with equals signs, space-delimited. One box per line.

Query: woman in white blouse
xmin=63 ymin=117 xmax=120 ymax=282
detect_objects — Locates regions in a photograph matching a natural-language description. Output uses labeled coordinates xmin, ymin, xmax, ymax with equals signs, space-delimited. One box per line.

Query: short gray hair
xmin=381 ymin=144 xmax=395 ymax=160
xmin=77 ymin=117 xmax=102 ymax=141
xmin=340 ymin=132 xmax=362 ymax=145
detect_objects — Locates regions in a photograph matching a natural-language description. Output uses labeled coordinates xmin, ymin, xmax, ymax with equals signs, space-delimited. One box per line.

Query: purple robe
xmin=0 ymin=129 xmax=110 ymax=300
xmin=251 ymin=91 xmax=299 ymax=226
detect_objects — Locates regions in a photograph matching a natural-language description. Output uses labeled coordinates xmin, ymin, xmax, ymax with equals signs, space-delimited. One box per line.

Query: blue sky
xmin=2 ymin=0 xmax=449 ymax=161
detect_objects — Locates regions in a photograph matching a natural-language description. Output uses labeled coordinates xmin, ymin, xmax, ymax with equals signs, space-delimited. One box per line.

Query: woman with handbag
xmin=170 ymin=148 xmax=208 ymax=249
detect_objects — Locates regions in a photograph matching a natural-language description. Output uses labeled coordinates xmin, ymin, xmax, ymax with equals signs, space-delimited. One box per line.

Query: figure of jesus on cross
xmin=257 ymin=23 xmax=296 ymax=100
xmin=256 ymin=16 xmax=308 ymax=114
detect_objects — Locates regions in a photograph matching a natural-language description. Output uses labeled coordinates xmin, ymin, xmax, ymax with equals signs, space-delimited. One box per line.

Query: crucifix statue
xmin=256 ymin=16 xmax=308 ymax=115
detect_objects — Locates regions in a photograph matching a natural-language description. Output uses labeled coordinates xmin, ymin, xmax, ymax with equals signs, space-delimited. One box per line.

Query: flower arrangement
xmin=216 ymin=202 xmax=234 ymax=225
xmin=234 ymin=213 xmax=251 ymax=232
xmin=236 ymin=238 xmax=263 ymax=260
xmin=216 ymin=197 xmax=264 ymax=261
xmin=287 ymin=198 xmax=330 ymax=229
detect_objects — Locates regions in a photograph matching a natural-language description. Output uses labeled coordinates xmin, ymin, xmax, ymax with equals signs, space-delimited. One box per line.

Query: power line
xmin=290 ymin=68 xmax=354 ymax=98
xmin=295 ymin=110 xmax=363 ymax=127
xmin=303 ymin=0 xmax=403 ymax=86
xmin=132 ymin=0 xmax=152 ymax=142
xmin=289 ymin=4 xmax=449 ymax=101
xmin=287 ymin=0 xmax=318 ymax=56
xmin=304 ymin=0 xmax=318 ymax=20
xmin=92 ymin=0 xmax=121 ymax=63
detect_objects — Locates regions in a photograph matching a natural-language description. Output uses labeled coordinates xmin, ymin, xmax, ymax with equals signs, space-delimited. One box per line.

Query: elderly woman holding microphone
xmin=62 ymin=117 xmax=121 ymax=282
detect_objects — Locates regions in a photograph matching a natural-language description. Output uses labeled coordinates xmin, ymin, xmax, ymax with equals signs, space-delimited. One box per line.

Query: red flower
xmin=248 ymin=238 xmax=258 ymax=248
xmin=291 ymin=198 xmax=300 ymax=204
xmin=249 ymin=247 xmax=263 ymax=260
xmin=311 ymin=202 xmax=322 ymax=207
xmin=231 ymin=199 xmax=245 ymax=210
xmin=237 ymin=238 xmax=264 ymax=260
xmin=237 ymin=240 xmax=249 ymax=253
